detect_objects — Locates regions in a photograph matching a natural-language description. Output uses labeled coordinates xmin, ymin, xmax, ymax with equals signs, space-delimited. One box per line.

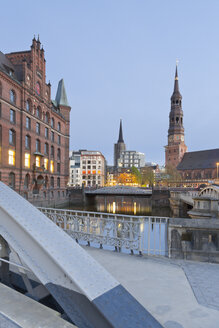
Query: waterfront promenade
xmin=86 ymin=247 xmax=219 ymax=328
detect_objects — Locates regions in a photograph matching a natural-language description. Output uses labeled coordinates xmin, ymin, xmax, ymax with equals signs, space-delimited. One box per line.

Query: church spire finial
xmin=173 ymin=61 xmax=180 ymax=95
xmin=118 ymin=119 xmax=124 ymax=143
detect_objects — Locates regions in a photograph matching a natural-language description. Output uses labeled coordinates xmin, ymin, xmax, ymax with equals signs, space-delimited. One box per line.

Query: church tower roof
xmin=171 ymin=64 xmax=182 ymax=99
xmin=55 ymin=79 xmax=69 ymax=107
xmin=118 ymin=119 xmax=124 ymax=143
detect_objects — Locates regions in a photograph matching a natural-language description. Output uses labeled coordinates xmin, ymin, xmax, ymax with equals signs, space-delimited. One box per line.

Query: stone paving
xmin=180 ymin=261 xmax=219 ymax=311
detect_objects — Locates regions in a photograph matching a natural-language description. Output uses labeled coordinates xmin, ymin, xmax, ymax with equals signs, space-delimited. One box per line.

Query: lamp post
xmin=217 ymin=163 xmax=219 ymax=180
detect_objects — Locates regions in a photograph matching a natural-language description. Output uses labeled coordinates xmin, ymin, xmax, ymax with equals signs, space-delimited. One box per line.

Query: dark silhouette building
xmin=114 ymin=119 xmax=126 ymax=167
xmin=165 ymin=65 xmax=187 ymax=168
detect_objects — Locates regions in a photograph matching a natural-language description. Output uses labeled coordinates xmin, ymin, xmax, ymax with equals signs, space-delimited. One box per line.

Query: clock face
xmin=36 ymin=82 xmax=40 ymax=95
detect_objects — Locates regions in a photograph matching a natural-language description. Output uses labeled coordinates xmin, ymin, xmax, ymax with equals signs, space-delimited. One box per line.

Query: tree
xmin=117 ymin=172 xmax=137 ymax=185
xmin=131 ymin=166 xmax=142 ymax=185
xmin=141 ymin=167 xmax=154 ymax=187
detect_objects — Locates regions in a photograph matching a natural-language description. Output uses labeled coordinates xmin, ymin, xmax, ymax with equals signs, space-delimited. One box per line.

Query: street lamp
xmin=216 ymin=163 xmax=219 ymax=180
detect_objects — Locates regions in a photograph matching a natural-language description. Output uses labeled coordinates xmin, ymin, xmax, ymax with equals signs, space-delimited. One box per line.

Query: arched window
xmin=9 ymin=172 xmax=15 ymax=189
xmin=26 ymin=99 xmax=31 ymax=112
xmin=36 ymin=106 xmax=41 ymax=119
xmin=51 ymin=117 xmax=54 ymax=128
xmin=24 ymin=174 xmax=30 ymax=189
xmin=57 ymin=122 xmax=61 ymax=132
xmin=57 ymin=177 xmax=60 ymax=188
xmin=57 ymin=148 xmax=61 ymax=160
xmin=10 ymin=90 xmax=16 ymax=104
xmin=9 ymin=129 xmax=16 ymax=146
xmin=50 ymin=176 xmax=54 ymax=188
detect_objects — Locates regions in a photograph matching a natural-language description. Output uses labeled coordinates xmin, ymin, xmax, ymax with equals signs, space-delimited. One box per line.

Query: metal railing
xmin=38 ymin=208 xmax=169 ymax=256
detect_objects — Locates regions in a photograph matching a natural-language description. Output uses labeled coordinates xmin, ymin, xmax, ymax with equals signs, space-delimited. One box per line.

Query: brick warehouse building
xmin=0 ymin=37 xmax=71 ymax=205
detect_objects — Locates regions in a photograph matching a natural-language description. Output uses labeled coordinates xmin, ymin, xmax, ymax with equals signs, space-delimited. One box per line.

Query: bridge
xmin=0 ymin=182 xmax=162 ymax=328
xmin=1 ymin=182 xmax=219 ymax=328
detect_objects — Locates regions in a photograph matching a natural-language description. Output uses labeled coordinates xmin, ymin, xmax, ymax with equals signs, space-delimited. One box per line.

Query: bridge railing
xmin=38 ymin=208 xmax=169 ymax=256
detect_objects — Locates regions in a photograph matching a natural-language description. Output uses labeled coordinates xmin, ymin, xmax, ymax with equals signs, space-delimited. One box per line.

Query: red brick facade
xmin=0 ymin=37 xmax=70 ymax=204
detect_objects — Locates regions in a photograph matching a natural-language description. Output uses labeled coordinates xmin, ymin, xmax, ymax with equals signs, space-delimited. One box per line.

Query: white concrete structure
xmin=118 ymin=150 xmax=145 ymax=168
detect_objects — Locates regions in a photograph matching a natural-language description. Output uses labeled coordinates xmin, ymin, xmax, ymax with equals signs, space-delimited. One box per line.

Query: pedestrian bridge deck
xmin=85 ymin=246 xmax=219 ymax=328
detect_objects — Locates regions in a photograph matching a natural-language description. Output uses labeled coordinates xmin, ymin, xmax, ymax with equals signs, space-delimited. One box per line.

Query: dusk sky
xmin=1 ymin=1 xmax=219 ymax=165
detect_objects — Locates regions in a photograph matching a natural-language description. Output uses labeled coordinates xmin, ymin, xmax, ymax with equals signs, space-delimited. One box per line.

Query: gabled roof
xmin=177 ymin=149 xmax=219 ymax=170
xmin=0 ymin=51 xmax=14 ymax=72
xmin=55 ymin=79 xmax=69 ymax=107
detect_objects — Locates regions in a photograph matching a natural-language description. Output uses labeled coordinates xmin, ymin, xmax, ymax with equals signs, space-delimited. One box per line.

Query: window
xmin=51 ymin=131 xmax=54 ymax=142
xmin=36 ymin=122 xmax=40 ymax=135
xmin=10 ymin=90 xmax=16 ymax=104
xmin=58 ymin=134 xmax=61 ymax=145
xmin=57 ymin=122 xmax=61 ymax=131
xmin=25 ymin=135 xmax=30 ymax=149
xmin=0 ymin=82 xmax=2 ymax=97
xmin=9 ymin=129 xmax=15 ymax=145
xmin=57 ymin=163 xmax=60 ymax=173
xmin=26 ymin=100 xmax=31 ymax=112
xmin=51 ymin=118 xmax=54 ymax=128
xmin=50 ymin=176 xmax=54 ymax=188
xmin=51 ymin=145 xmax=54 ymax=158
xmin=8 ymin=150 xmax=15 ymax=165
xmin=35 ymin=156 xmax=40 ymax=167
xmin=36 ymin=82 xmax=41 ymax=96
xmin=50 ymin=160 xmax=54 ymax=173
xmin=26 ymin=116 xmax=31 ymax=130
xmin=36 ymin=139 xmax=40 ymax=152
xmin=57 ymin=148 xmax=61 ymax=160
xmin=24 ymin=153 xmax=30 ymax=168
xmin=0 ymin=102 xmax=2 ymax=118
xmin=9 ymin=172 xmax=15 ymax=189
xmin=44 ymin=142 xmax=49 ymax=155
xmin=57 ymin=177 xmax=60 ymax=188
xmin=24 ymin=174 xmax=30 ymax=188
xmin=10 ymin=109 xmax=15 ymax=124
xmin=36 ymin=107 xmax=41 ymax=119
xmin=45 ymin=127 xmax=49 ymax=139
xmin=45 ymin=112 xmax=49 ymax=123
xmin=44 ymin=158 xmax=48 ymax=170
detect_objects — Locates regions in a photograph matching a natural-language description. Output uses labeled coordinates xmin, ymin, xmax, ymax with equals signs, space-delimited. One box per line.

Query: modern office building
xmin=0 ymin=37 xmax=71 ymax=204
xmin=118 ymin=150 xmax=145 ymax=169
xmin=69 ymin=150 xmax=106 ymax=187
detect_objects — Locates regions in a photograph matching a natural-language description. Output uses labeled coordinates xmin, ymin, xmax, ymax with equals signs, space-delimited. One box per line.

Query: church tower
xmin=114 ymin=119 xmax=126 ymax=167
xmin=165 ymin=64 xmax=187 ymax=168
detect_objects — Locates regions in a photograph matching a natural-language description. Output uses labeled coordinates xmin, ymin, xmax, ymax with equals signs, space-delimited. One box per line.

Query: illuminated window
xmin=8 ymin=150 xmax=15 ymax=165
xmin=24 ymin=153 xmax=30 ymax=168
xmin=44 ymin=158 xmax=48 ymax=170
xmin=50 ymin=160 xmax=54 ymax=173
xmin=35 ymin=156 xmax=40 ymax=167
xmin=98 ymin=170 xmax=101 ymax=174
